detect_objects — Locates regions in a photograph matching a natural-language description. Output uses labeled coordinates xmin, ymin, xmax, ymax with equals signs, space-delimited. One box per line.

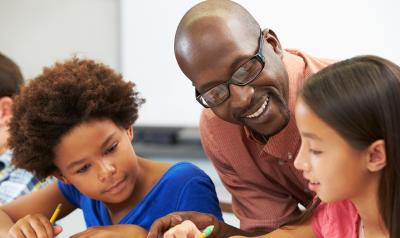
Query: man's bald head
xmin=176 ymin=0 xmax=260 ymax=39
xmin=174 ymin=0 xmax=261 ymax=80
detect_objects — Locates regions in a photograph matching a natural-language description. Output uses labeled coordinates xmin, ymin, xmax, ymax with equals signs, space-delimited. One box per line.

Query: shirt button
xmin=278 ymin=160 xmax=286 ymax=166
xmin=288 ymin=152 xmax=293 ymax=160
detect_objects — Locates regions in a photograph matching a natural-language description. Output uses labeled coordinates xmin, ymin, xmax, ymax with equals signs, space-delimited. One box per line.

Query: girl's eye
xmin=309 ymin=149 xmax=323 ymax=155
xmin=76 ymin=164 xmax=91 ymax=174
xmin=104 ymin=143 xmax=118 ymax=155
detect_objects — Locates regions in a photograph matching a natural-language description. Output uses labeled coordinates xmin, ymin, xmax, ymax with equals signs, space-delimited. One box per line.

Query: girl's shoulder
xmin=312 ymin=200 xmax=359 ymax=238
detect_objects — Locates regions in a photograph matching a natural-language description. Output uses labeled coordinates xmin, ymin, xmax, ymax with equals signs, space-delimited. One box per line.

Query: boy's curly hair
xmin=8 ymin=58 xmax=144 ymax=179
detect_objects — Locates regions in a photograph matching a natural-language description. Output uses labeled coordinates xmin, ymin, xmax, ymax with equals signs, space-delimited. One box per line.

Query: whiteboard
xmin=0 ymin=0 xmax=119 ymax=80
xmin=121 ymin=0 xmax=400 ymax=127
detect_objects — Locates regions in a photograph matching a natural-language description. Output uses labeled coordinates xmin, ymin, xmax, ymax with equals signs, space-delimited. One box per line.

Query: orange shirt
xmin=199 ymin=49 xmax=336 ymax=232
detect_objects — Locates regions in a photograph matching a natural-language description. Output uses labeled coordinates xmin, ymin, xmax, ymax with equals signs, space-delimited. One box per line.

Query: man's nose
xmin=228 ymin=84 xmax=254 ymax=109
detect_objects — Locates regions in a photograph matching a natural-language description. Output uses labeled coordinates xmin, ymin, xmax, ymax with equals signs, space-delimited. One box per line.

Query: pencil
xmin=49 ymin=203 xmax=62 ymax=224
xmin=198 ymin=225 xmax=214 ymax=238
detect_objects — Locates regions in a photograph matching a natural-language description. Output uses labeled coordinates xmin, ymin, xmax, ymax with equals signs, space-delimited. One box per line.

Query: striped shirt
xmin=0 ymin=150 xmax=53 ymax=204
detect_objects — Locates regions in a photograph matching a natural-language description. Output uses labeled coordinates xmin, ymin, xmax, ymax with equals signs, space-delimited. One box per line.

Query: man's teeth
xmin=246 ymin=98 xmax=269 ymax=118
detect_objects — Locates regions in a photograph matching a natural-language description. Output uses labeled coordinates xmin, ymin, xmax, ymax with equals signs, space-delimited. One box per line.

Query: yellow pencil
xmin=49 ymin=203 xmax=62 ymax=224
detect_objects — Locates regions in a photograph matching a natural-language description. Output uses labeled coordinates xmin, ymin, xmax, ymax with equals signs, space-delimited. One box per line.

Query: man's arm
xmin=162 ymin=219 xmax=316 ymax=238
xmin=69 ymin=224 xmax=148 ymax=238
xmin=234 ymin=223 xmax=316 ymax=238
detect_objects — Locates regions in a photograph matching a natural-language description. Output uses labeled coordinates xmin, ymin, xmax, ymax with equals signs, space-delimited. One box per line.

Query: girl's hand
xmin=8 ymin=213 xmax=62 ymax=238
xmin=163 ymin=220 xmax=201 ymax=238
xmin=148 ymin=211 xmax=217 ymax=238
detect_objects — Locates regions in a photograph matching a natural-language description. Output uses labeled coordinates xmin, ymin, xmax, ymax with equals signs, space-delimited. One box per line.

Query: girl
xmin=0 ymin=58 xmax=222 ymax=238
xmin=162 ymin=55 xmax=399 ymax=238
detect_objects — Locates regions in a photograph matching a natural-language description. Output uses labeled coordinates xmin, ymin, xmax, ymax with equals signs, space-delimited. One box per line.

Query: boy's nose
xmin=98 ymin=159 xmax=116 ymax=182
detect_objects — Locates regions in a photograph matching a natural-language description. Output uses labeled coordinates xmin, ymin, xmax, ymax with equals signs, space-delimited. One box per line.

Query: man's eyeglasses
xmin=195 ymin=30 xmax=265 ymax=108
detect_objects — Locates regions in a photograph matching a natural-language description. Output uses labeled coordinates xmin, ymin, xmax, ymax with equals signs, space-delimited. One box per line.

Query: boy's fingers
xmin=53 ymin=225 xmax=63 ymax=236
xmin=19 ymin=224 xmax=37 ymax=238
xmin=8 ymin=228 xmax=25 ymax=238
xmin=30 ymin=223 xmax=47 ymax=238
xmin=38 ymin=217 xmax=54 ymax=238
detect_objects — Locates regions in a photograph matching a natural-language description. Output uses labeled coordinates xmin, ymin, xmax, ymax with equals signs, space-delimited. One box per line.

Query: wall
xmin=0 ymin=0 xmax=120 ymax=79
xmin=2 ymin=0 xmax=400 ymax=127
xmin=121 ymin=0 xmax=400 ymax=127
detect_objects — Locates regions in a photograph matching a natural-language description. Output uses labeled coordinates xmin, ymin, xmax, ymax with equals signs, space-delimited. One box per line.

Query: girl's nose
xmin=294 ymin=143 xmax=311 ymax=172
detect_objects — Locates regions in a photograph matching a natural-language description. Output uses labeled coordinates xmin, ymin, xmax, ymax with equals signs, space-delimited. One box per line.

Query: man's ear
xmin=52 ymin=170 xmax=70 ymax=184
xmin=263 ymin=28 xmax=283 ymax=55
xmin=0 ymin=97 xmax=13 ymax=124
xmin=366 ymin=139 xmax=386 ymax=172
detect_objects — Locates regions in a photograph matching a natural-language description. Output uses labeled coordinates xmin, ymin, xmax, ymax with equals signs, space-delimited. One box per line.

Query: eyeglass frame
xmin=195 ymin=29 xmax=266 ymax=108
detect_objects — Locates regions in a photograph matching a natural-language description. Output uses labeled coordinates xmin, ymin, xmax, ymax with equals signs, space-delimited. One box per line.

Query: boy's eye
xmin=104 ymin=143 xmax=118 ymax=155
xmin=76 ymin=164 xmax=91 ymax=174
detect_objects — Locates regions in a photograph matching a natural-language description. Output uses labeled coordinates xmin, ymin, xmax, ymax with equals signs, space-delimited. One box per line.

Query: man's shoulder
xmin=199 ymin=109 xmax=243 ymax=136
xmin=285 ymin=49 xmax=337 ymax=74
xmin=200 ymin=108 xmax=218 ymax=121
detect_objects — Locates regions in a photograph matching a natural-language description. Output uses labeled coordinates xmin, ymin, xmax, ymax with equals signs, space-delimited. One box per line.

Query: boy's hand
xmin=8 ymin=214 xmax=63 ymax=238
xmin=69 ymin=224 xmax=147 ymax=238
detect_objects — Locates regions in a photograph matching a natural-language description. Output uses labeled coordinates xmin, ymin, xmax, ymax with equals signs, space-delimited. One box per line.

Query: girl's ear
xmin=126 ymin=126 xmax=134 ymax=141
xmin=52 ymin=170 xmax=70 ymax=184
xmin=366 ymin=139 xmax=386 ymax=172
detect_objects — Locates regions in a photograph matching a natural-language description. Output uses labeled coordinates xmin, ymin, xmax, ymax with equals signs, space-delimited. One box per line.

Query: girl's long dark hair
xmin=293 ymin=55 xmax=400 ymax=237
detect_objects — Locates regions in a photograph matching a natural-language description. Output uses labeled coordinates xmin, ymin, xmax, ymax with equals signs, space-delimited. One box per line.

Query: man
xmin=148 ymin=0 xmax=335 ymax=237
xmin=0 ymin=52 xmax=50 ymax=204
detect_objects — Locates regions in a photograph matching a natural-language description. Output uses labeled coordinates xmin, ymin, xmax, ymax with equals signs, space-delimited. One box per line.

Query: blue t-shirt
xmin=58 ymin=162 xmax=223 ymax=230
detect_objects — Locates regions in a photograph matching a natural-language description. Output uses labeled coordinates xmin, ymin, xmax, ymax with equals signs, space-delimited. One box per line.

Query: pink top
xmin=312 ymin=200 xmax=360 ymax=238
xmin=199 ymin=49 xmax=335 ymax=232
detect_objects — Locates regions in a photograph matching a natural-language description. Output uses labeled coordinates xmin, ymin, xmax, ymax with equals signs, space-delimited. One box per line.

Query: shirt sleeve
xmin=0 ymin=151 xmax=42 ymax=204
xmin=310 ymin=200 xmax=359 ymax=238
xmin=57 ymin=180 xmax=81 ymax=208
xmin=310 ymin=203 xmax=326 ymax=238
xmin=0 ymin=168 xmax=40 ymax=204
xmin=175 ymin=167 xmax=223 ymax=221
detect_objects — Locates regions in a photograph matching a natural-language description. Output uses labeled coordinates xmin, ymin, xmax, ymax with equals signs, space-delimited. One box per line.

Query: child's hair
xmin=0 ymin=52 xmax=24 ymax=97
xmin=298 ymin=55 xmax=400 ymax=237
xmin=8 ymin=58 xmax=145 ymax=180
